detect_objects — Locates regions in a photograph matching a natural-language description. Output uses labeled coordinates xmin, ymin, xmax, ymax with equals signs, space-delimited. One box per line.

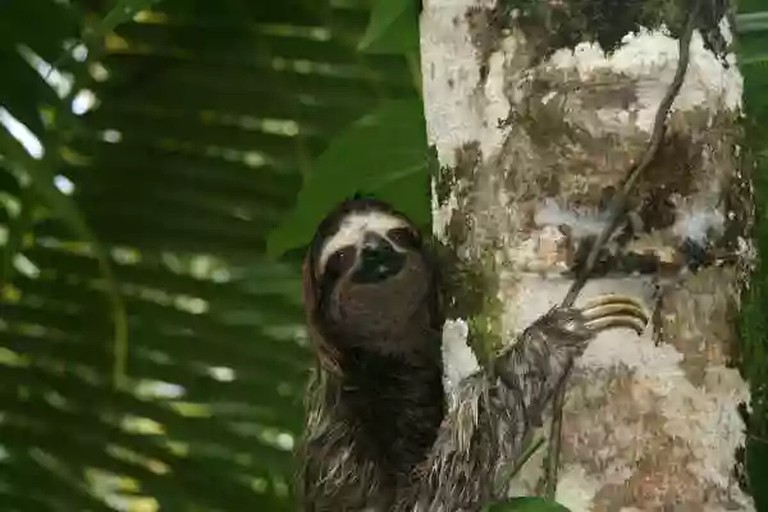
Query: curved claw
xmin=580 ymin=294 xmax=648 ymax=335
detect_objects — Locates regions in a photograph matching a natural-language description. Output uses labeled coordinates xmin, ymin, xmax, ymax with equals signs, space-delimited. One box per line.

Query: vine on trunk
xmin=544 ymin=0 xmax=705 ymax=499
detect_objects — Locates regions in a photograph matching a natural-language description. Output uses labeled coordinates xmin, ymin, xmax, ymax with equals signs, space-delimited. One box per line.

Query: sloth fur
xmin=297 ymin=198 xmax=645 ymax=511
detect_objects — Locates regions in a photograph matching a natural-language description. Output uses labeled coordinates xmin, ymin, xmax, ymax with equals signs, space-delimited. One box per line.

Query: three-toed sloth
xmin=298 ymin=198 xmax=647 ymax=511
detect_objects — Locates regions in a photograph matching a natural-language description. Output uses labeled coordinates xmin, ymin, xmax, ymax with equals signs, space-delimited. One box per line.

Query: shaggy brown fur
xmin=298 ymin=198 xmax=645 ymax=511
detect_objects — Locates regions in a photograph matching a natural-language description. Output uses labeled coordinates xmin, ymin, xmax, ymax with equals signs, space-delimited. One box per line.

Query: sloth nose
xmin=353 ymin=233 xmax=405 ymax=283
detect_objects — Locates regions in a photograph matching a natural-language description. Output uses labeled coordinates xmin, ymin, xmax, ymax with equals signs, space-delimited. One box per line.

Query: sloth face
xmin=308 ymin=200 xmax=436 ymax=356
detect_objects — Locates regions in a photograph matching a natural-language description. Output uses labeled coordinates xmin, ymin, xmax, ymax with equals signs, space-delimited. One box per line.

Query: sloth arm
xmin=411 ymin=323 xmax=576 ymax=511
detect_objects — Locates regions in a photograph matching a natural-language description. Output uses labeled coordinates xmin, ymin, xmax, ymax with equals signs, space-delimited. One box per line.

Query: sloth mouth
xmin=351 ymin=234 xmax=405 ymax=284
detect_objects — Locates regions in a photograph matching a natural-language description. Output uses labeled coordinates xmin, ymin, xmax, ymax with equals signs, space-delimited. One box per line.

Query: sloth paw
xmin=529 ymin=294 xmax=649 ymax=349
xmin=578 ymin=294 xmax=648 ymax=335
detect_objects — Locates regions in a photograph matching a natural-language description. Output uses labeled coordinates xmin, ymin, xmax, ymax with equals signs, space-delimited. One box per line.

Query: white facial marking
xmin=317 ymin=211 xmax=408 ymax=276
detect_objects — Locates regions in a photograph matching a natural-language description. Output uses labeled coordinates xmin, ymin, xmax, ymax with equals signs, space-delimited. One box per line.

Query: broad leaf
xmin=267 ymin=97 xmax=429 ymax=257
xmin=358 ymin=0 xmax=420 ymax=54
xmin=485 ymin=497 xmax=571 ymax=512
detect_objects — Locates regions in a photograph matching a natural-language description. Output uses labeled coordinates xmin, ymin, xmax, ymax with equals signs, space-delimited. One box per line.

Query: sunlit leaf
xmin=52 ymin=0 xmax=164 ymax=70
xmin=0 ymin=183 xmax=32 ymax=288
xmin=85 ymin=0 xmax=165 ymax=43
xmin=0 ymin=125 xmax=128 ymax=388
xmin=736 ymin=12 xmax=768 ymax=33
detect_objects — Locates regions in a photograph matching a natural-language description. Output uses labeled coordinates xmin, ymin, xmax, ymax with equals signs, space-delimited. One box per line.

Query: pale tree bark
xmin=420 ymin=0 xmax=756 ymax=510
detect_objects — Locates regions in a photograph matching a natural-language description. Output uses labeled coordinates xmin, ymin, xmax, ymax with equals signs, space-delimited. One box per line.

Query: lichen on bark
xmin=433 ymin=142 xmax=505 ymax=365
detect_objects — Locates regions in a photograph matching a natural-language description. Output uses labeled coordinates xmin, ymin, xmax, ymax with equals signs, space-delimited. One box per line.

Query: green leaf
xmin=357 ymin=0 xmax=420 ymax=55
xmin=0 ymin=126 xmax=128 ymax=390
xmin=0 ymin=0 xmax=421 ymax=509
xmin=267 ymin=97 xmax=428 ymax=257
xmin=52 ymin=0 xmax=164 ymax=71
xmin=737 ymin=25 xmax=768 ymax=67
xmin=0 ymin=182 xmax=32 ymax=288
xmin=747 ymin=435 xmax=768 ymax=510
xmin=738 ymin=1 xmax=767 ymax=14
xmin=85 ymin=0 xmax=164 ymax=42
xmin=369 ymin=163 xmax=430 ymax=228
xmin=484 ymin=497 xmax=571 ymax=512
xmin=736 ymin=12 xmax=768 ymax=33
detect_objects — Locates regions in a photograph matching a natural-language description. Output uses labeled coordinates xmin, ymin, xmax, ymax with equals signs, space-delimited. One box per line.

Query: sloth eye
xmin=325 ymin=245 xmax=357 ymax=279
xmin=387 ymin=227 xmax=420 ymax=250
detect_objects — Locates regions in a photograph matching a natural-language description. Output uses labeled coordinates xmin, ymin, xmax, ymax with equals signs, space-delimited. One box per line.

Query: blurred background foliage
xmin=0 ymin=0 xmax=765 ymax=510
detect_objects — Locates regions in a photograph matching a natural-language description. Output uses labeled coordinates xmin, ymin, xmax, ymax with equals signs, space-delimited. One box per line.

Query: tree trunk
xmin=420 ymin=0 xmax=756 ymax=510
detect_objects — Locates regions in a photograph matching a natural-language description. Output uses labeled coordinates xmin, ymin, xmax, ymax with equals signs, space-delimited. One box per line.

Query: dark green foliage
xmin=484 ymin=497 xmax=571 ymax=512
xmin=738 ymin=2 xmax=768 ymax=508
xmin=0 ymin=0 xmax=418 ymax=509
